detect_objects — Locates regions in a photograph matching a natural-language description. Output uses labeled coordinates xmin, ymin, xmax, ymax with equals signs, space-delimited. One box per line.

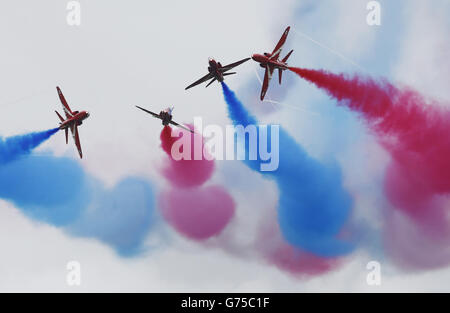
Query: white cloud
xmin=1 ymin=0 xmax=450 ymax=292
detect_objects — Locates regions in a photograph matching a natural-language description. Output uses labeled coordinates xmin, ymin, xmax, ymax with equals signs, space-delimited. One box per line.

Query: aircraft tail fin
xmin=65 ymin=128 xmax=68 ymax=144
xmin=55 ymin=110 xmax=65 ymax=122
xmin=282 ymin=49 xmax=294 ymax=63
xmin=278 ymin=69 xmax=283 ymax=84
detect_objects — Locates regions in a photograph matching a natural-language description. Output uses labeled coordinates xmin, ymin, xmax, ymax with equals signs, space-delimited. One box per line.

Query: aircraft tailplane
xmin=206 ymin=78 xmax=217 ymax=88
xmin=282 ymin=49 xmax=294 ymax=63
xmin=55 ymin=110 xmax=65 ymax=122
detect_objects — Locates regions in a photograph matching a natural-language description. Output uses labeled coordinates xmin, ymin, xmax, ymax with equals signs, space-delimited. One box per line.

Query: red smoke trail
xmin=160 ymin=125 xmax=214 ymax=188
xmin=159 ymin=126 xmax=235 ymax=240
xmin=256 ymin=219 xmax=340 ymax=277
xmin=159 ymin=125 xmax=334 ymax=276
xmin=159 ymin=186 xmax=235 ymax=240
xmin=290 ymin=67 xmax=450 ymax=269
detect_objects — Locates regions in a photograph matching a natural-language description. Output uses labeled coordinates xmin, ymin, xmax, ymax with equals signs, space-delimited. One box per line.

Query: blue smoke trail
xmin=0 ymin=128 xmax=59 ymax=164
xmin=68 ymin=177 xmax=156 ymax=257
xmin=0 ymin=129 xmax=157 ymax=256
xmin=0 ymin=155 xmax=89 ymax=226
xmin=221 ymin=82 xmax=354 ymax=257
xmin=0 ymin=154 xmax=156 ymax=256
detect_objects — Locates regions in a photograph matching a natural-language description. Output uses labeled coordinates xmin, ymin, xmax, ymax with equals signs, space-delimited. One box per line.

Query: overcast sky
xmin=0 ymin=0 xmax=449 ymax=292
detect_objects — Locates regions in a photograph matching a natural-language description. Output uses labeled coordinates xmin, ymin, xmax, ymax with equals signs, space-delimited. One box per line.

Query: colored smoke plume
xmin=159 ymin=126 xmax=235 ymax=241
xmin=160 ymin=125 xmax=214 ymax=188
xmin=0 ymin=128 xmax=59 ymax=164
xmin=159 ymin=186 xmax=235 ymax=240
xmin=221 ymin=81 xmax=354 ymax=260
xmin=290 ymin=67 xmax=450 ymax=269
xmin=0 ymin=129 xmax=156 ymax=256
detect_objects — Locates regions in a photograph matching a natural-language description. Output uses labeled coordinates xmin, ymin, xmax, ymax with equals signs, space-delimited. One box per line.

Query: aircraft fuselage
xmin=207 ymin=58 xmax=225 ymax=82
xmin=159 ymin=111 xmax=173 ymax=126
xmin=59 ymin=111 xmax=90 ymax=130
xmin=252 ymin=53 xmax=288 ymax=70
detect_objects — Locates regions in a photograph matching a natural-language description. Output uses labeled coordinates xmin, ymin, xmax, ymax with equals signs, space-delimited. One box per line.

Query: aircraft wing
xmin=221 ymin=57 xmax=251 ymax=72
xmin=185 ymin=72 xmax=214 ymax=90
xmin=260 ymin=65 xmax=274 ymax=101
xmin=57 ymin=86 xmax=73 ymax=119
xmin=70 ymin=124 xmax=83 ymax=159
xmin=169 ymin=120 xmax=194 ymax=134
xmin=135 ymin=105 xmax=161 ymax=119
xmin=270 ymin=26 xmax=290 ymax=60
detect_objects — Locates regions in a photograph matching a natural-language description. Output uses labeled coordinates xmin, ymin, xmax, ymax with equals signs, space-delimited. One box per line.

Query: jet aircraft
xmin=55 ymin=86 xmax=90 ymax=158
xmin=185 ymin=57 xmax=250 ymax=90
xmin=252 ymin=26 xmax=293 ymax=101
xmin=135 ymin=105 xmax=194 ymax=133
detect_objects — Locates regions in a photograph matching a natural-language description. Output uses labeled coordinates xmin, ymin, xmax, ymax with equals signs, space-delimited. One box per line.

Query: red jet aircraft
xmin=55 ymin=86 xmax=90 ymax=159
xmin=185 ymin=57 xmax=250 ymax=90
xmin=252 ymin=26 xmax=293 ymax=101
xmin=135 ymin=105 xmax=194 ymax=133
